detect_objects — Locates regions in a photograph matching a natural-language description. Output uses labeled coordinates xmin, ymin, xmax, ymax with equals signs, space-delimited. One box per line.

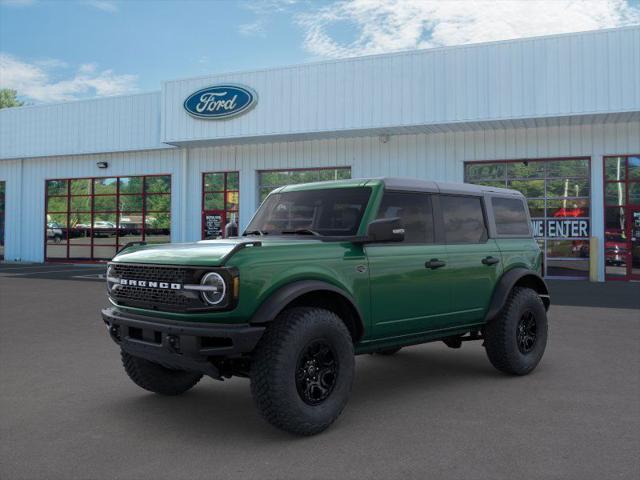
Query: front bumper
xmin=102 ymin=307 xmax=265 ymax=378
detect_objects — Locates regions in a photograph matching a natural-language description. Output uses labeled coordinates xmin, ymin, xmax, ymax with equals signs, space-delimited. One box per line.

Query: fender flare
xmin=485 ymin=268 xmax=550 ymax=322
xmin=249 ymin=280 xmax=365 ymax=339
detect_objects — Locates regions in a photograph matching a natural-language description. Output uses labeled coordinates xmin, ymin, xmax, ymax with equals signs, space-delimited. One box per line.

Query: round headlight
xmin=200 ymin=272 xmax=226 ymax=305
xmin=106 ymin=264 xmax=116 ymax=294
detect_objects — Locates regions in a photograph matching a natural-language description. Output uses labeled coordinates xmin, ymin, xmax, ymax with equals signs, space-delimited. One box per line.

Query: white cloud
xmin=297 ymin=0 xmax=640 ymax=58
xmin=0 ymin=53 xmax=138 ymax=103
xmin=83 ymin=0 xmax=118 ymax=13
xmin=242 ymin=0 xmax=298 ymax=15
xmin=238 ymin=19 xmax=266 ymax=36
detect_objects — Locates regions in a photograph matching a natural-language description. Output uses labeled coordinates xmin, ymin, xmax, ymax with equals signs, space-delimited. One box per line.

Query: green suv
xmin=102 ymin=177 xmax=550 ymax=435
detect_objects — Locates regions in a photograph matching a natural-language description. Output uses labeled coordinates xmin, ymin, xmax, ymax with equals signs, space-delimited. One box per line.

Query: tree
xmin=0 ymin=89 xmax=24 ymax=109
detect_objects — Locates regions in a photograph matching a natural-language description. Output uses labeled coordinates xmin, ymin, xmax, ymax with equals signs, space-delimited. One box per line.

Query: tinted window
xmin=376 ymin=192 xmax=434 ymax=243
xmin=441 ymin=195 xmax=487 ymax=243
xmin=492 ymin=197 xmax=530 ymax=235
xmin=246 ymin=187 xmax=370 ymax=236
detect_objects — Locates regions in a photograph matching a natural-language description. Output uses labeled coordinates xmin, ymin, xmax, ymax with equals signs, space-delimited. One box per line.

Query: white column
xmin=590 ymin=154 xmax=605 ymax=282
xmin=238 ymin=146 xmax=257 ymax=233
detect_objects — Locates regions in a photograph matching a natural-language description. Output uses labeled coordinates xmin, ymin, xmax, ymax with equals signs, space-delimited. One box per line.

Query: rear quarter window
xmin=492 ymin=197 xmax=531 ymax=236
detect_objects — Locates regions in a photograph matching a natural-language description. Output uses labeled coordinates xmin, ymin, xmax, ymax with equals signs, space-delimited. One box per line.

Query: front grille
xmin=113 ymin=284 xmax=192 ymax=308
xmin=109 ymin=263 xmax=218 ymax=312
xmin=111 ymin=264 xmax=190 ymax=284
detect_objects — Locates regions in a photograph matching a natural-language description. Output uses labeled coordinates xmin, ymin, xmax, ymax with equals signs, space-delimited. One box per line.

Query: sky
xmin=1 ymin=0 xmax=639 ymax=104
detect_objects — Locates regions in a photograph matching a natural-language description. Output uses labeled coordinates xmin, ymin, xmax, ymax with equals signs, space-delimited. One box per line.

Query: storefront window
xmin=202 ymin=171 xmax=239 ymax=239
xmin=0 ymin=181 xmax=5 ymax=260
xmin=45 ymin=174 xmax=171 ymax=261
xmin=257 ymin=167 xmax=352 ymax=203
xmin=465 ymin=157 xmax=591 ymax=279
xmin=603 ymin=155 xmax=640 ymax=280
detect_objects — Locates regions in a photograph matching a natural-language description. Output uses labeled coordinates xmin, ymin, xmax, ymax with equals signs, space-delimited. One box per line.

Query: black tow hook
xmin=108 ymin=324 xmax=121 ymax=343
xmin=166 ymin=335 xmax=181 ymax=353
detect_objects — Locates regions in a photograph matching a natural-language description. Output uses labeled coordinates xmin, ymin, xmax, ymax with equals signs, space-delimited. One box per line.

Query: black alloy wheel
xmin=295 ymin=339 xmax=338 ymax=405
xmin=516 ymin=311 xmax=537 ymax=354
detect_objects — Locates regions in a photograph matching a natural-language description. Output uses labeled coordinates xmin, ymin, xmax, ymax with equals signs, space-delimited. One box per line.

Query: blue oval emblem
xmin=183 ymin=84 xmax=257 ymax=119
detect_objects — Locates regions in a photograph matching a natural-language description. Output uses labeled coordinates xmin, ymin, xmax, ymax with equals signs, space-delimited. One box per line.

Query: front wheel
xmin=484 ymin=287 xmax=548 ymax=375
xmin=250 ymin=307 xmax=355 ymax=435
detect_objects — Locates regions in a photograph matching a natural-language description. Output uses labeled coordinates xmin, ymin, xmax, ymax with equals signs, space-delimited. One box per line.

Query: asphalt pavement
xmin=0 ymin=264 xmax=639 ymax=480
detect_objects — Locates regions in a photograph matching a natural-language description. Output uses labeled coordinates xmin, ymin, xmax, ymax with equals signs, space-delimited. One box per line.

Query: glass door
xmin=604 ymin=155 xmax=640 ymax=281
xmin=202 ymin=172 xmax=239 ymax=239
xmin=631 ymin=208 xmax=640 ymax=280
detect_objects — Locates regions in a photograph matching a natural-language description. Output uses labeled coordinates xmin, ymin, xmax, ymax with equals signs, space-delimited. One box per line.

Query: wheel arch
xmin=249 ymin=280 xmax=365 ymax=342
xmin=485 ymin=268 xmax=550 ymax=322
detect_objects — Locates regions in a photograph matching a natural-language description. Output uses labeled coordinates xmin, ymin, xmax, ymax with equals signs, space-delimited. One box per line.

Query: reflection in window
xmin=246 ymin=187 xmax=370 ymax=237
xmin=45 ymin=175 xmax=171 ymax=261
xmin=492 ymin=197 xmax=530 ymax=235
xmin=604 ymin=157 xmax=626 ymax=181
xmin=377 ymin=192 xmax=434 ymax=243
xmin=0 ymin=181 xmax=5 ymax=260
xmin=441 ymin=195 xmax=487 ymax=244
xmin=202 ymin=172 xmax=239 ymax=239
xmin=603 ymin=155 xmax=640 ymax=279
xmin=258 ymin=167 xmax=351 ymax=202
xmin=465 ymin=158 xmax=591 ymax=278
xmin=605 ymin=183 xmax=625 ymax=206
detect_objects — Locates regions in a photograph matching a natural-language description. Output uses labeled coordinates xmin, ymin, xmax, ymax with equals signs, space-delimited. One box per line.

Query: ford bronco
xmin=102 ymin=177 xmax=550 ymax=435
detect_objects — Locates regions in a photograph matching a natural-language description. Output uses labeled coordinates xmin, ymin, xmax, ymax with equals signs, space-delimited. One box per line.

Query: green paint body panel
xmin=108 ymin=179 xmax=542 ymax=351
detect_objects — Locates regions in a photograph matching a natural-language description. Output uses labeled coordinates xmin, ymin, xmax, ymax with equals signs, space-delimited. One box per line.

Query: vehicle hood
xmin=111 ymin=237 xmax=324 ymax=266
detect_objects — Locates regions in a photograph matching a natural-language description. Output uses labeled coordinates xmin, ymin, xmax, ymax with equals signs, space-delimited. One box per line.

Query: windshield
xmin=245 ymin=187 xmax=371 ymax=237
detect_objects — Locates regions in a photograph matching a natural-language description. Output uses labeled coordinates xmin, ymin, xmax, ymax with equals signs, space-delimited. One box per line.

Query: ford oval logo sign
xmin=183 ymin=84 xmax=257 ymax=120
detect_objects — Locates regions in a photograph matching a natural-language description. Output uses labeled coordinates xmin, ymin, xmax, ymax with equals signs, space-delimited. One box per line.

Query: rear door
xmin=440 ymin=194 xmax=502 ymax=325
xmin=366 ymin=191 xmax=452 ymax=338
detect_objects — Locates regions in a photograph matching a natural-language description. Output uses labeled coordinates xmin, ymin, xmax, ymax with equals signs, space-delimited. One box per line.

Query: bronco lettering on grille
xmin=119 ymin=279 xmax=182 ymax=290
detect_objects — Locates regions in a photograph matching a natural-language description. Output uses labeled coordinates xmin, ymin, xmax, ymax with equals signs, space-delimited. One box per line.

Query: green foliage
xmin=0 ymin=89 xmax=24 ymax=109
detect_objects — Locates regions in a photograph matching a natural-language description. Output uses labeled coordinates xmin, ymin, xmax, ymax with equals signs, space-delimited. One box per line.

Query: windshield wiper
xmin=243 ymin=229 xmax=267 ymax=236
xmin=281 ymin=228 xmax=321 ymax=236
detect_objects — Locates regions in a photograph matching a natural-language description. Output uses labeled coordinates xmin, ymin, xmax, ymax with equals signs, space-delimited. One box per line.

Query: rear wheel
xmin=484 ymin=287 xmax=548 ymax=375
xmin=121 ymin=351 xmax=202 ymax=395
xmin=250 ymin=307 xmax=354 ymax=435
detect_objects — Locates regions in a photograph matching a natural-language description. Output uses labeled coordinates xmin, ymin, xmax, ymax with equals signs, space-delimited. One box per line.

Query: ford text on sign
xmin=531 ymin=219 xmax=590 ymax=238
xmin=184 ymin=84 xmax=257 ymax=119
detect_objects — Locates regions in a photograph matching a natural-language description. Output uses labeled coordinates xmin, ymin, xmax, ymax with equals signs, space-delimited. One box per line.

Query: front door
xmin=366 ymin=191 xmax=452 ymax=338
xmin=202 ymin=210 xmax=226 ymax=240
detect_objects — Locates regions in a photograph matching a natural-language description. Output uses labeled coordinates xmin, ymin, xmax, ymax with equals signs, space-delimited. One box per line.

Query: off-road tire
xmin=484 ymin=287 xmax=548 ymax=375
xmin=121 ymin=351 xmax=202 ymax=395
xmin=375 ymin=347 xmax=402 ymax=356
xmin=250 ymin=307 xmax=355 ymax=436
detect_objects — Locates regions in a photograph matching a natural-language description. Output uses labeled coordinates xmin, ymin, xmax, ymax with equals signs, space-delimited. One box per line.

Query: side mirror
xmin=364 ymin=217 xmax=405 ymax=243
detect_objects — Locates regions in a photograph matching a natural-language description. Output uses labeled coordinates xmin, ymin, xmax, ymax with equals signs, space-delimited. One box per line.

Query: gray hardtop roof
xmin=376 ymin=177 xmax=523 ymax=197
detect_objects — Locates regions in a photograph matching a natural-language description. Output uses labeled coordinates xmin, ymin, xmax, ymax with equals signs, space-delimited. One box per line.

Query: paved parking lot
xmin=1 ymin=263 xmax=639 ymax=480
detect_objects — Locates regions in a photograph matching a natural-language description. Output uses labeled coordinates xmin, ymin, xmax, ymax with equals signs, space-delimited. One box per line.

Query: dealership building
xmin=1 ymin=26 xmax=639 ymax=281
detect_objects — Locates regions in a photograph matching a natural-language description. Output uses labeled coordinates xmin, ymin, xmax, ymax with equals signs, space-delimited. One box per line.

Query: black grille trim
xmin=108 ymin=263 xmax=235 ymax=313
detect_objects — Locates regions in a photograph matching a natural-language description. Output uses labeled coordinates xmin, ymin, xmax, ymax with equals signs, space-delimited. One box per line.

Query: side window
xmin=492 ymin=197 xmax=530 ymax=235
xmin=376 ymin=192 xmax=434 ymax=243
xmin=440 ymin=195 xmax=488 ymax=243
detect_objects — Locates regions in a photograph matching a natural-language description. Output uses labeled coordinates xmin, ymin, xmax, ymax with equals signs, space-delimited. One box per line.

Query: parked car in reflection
xmin=46 ymin=222 xmax=64 ymax=243
xmin=92 ymin=221 xmax=117 ymax=238
xmin=604 ymin=233 xmax=628 ymax=266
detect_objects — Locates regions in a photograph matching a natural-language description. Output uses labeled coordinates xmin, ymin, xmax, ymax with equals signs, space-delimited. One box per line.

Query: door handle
xmin=425 ymin=259 xmax=446 ymax=269
xmin=482 ymin=256 xmax=500 ymax=266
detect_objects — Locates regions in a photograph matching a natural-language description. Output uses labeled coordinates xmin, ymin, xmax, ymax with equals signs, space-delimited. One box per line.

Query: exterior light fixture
xmin=96 ymin=162 xmax=108 ymax=169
